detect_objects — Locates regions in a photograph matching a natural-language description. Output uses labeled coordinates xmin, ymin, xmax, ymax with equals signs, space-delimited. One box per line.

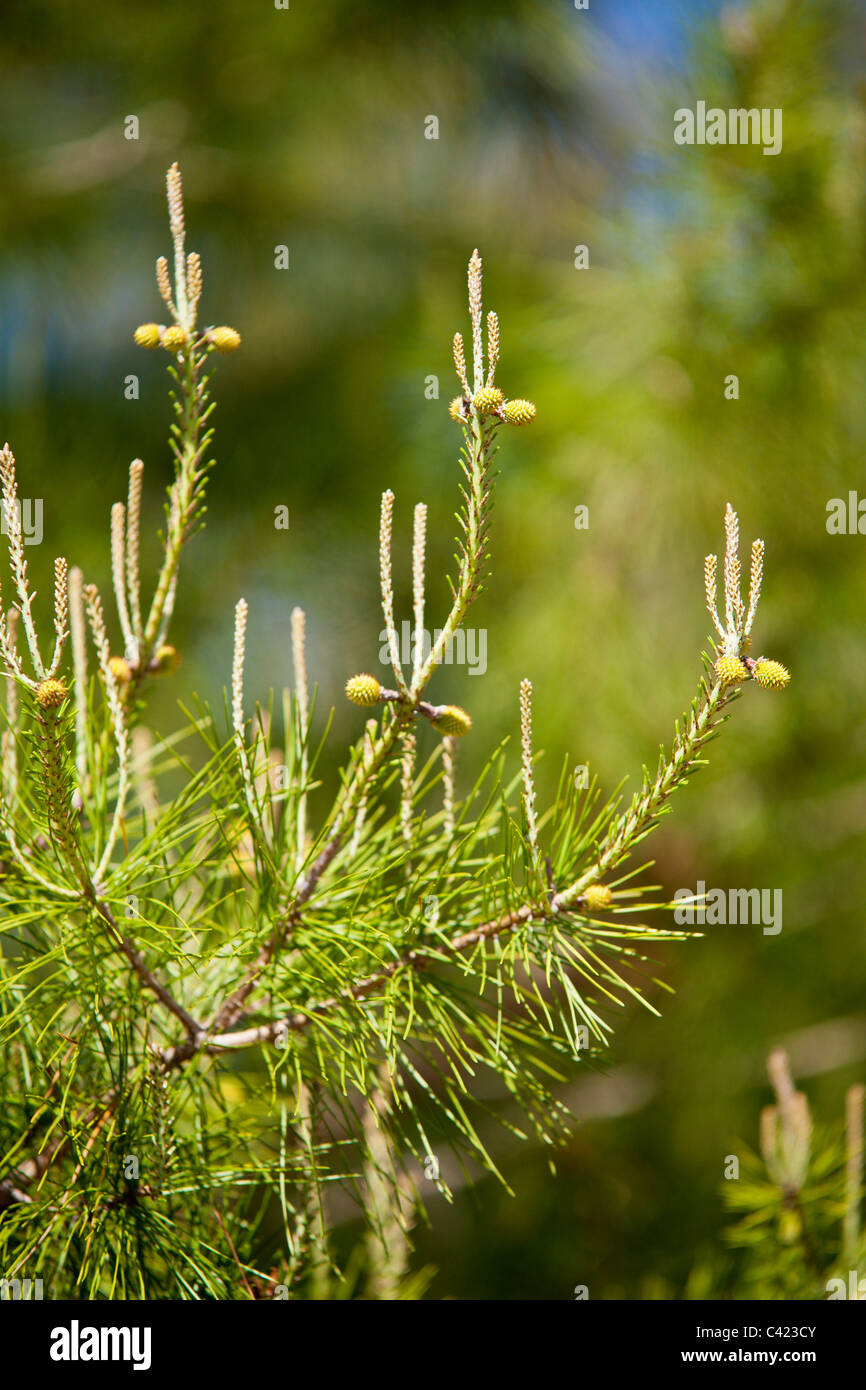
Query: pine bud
xmin=753 ymin=659 xmax=790 ymax=691
xmin=473 ymin=387 xmax=504 ymax=416
xmin=345 ymin=674 xmax=381 ymax=707
xmin=161 ymin=326 xmax=188 ymax=353
xmin=503 ymin=398 xmax=536 ymax=426
xmin=715 ymin=656 xmax=748 ymax=686
xmin=208 ymin=326 xmax=242 ymax=353
xmin=433 ymin=705 xmax=472 ymax=737
xmin=152 ymin=645 xmax=181 ymax=676
xmin=35 ymin=678 xmax=67 ymax=709
xmin=583 ymin=883 xmax=613 ymax=912
xmin=108 ymin=655 xmax=133 ymax=685
xmin=134 ymin=323 xmax=161 ymax=349
xmin=448 ymin=396 xmax=468 ymax=422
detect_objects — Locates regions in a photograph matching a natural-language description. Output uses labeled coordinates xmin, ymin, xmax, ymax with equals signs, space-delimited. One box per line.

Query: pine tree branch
xmin=412 ymin=414 xmax=496 ymax=691
xmin=126 ymin=339 xmax=214 ymax=702
xmin=162 ymin=663 xmax=737 ymax=1068
xmin=554 ymin=667 xmax=739 ymax=910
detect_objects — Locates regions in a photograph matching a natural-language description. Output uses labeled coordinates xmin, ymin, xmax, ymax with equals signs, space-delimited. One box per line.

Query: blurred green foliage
xmin=2 ymin=0 xmax=865 ymax=1297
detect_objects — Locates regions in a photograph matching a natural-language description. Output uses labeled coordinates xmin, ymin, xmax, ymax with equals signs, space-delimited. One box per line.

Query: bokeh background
xmin=2 ymin=0 xmax=865 ymax=1297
